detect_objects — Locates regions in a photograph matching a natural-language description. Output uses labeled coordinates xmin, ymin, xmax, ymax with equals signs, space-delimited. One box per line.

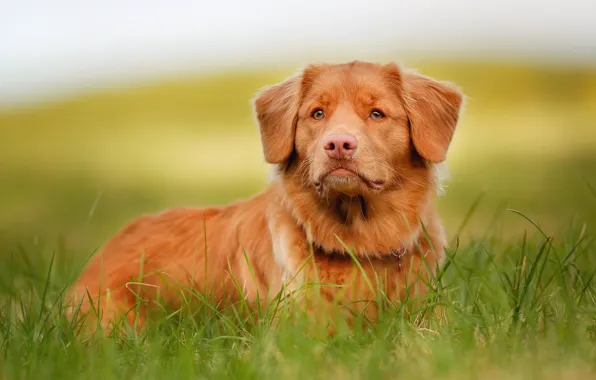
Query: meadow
xmin=0 ymin=59 xmax=595 ymax=379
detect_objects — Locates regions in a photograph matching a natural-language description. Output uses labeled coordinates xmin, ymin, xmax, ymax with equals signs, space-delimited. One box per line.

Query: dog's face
xmin=255 ymin=61 xmax=463 ymax=197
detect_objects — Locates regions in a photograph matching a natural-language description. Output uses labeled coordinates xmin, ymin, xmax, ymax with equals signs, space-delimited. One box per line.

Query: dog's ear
xmin=254 ymin=73 xmax=302 ymax=164
xmin=402 ymin=70 xmax=463 ymax=163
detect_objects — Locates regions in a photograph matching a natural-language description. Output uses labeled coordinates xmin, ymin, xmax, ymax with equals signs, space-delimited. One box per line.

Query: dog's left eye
xmin=311 ymin=109 xmax=325 ymax=120
xmin=369 ymin=109 xmax=385 ymax=120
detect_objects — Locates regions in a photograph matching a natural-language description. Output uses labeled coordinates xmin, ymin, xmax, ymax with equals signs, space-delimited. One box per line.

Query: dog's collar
xmin=311 ymin=243 xmax=407 ymax=262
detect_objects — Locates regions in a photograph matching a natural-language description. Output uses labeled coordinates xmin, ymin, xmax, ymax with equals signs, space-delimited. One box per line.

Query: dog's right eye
xmin=370 ymin=109 xmax=385 ymax=120
xmin=311 ymin=109 xmax=325 ymax=120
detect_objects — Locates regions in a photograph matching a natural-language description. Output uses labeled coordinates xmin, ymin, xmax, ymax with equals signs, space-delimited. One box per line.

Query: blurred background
xmin=1 ymin=0 xmax=595 ymax=266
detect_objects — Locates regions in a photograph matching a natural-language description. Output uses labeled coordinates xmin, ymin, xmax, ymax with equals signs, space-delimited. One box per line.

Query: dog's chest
xmin=310 ymin=248 xmax=407 ymax=302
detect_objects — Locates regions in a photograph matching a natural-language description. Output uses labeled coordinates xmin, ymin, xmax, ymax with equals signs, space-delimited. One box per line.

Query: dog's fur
xmin=67 ymin=61 xmax=463 ymax=332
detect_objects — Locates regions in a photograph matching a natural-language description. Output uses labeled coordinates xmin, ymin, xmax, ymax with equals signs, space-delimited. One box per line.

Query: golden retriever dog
xmin=67 ymin=60 xmax=463 ymax=333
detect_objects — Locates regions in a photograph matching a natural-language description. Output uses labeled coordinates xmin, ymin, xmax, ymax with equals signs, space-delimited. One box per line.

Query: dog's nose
xmin=323 ymin=133 xmax=358 ymax=159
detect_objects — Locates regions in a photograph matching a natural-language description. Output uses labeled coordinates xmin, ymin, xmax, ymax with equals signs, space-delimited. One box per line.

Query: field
xmin=1 ymin=59 xmax=596 ymax=379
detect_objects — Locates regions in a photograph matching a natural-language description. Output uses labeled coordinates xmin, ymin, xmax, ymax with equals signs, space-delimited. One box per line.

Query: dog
xmin=67 ymin=60 xmax=463 ymax=333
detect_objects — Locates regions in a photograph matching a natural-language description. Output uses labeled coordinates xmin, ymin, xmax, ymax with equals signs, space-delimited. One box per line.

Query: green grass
xmin=1 ymin=214 xmax=595 ymax=379
xmin=1 ymin=59 xmax=596 ymax=378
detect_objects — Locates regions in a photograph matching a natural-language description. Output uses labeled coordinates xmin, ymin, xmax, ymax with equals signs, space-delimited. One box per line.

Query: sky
xmin=1 ymin=0 xmax=595 ymax=108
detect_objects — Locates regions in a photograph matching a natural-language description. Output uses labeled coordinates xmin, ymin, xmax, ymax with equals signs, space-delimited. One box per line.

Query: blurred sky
xmin=1 ymin=0 xmax=595 ymax=108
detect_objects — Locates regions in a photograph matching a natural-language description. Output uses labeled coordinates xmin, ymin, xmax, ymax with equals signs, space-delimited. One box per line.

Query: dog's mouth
xmin=314 ymin=165 xmax=385 ymax=192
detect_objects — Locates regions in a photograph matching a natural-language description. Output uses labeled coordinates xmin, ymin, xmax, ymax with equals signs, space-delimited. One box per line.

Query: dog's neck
xmin=327 ymin=194 xmax=368 ymax=224
xmin=274 ymin=163 xmax=438 ymax=259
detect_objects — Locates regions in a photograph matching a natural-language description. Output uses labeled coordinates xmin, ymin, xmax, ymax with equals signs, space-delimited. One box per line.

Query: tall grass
xmin=1 ymin=205 xmax=594 ymax=379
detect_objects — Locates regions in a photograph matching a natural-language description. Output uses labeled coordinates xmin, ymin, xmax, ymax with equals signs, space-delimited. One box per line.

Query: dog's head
xmin=254 ymin=61 xmax=463 ymax=198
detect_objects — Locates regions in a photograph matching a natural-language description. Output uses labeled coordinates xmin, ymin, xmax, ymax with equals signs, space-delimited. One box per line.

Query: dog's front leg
xmin=268 ymin=208 xmax=346 ymax=336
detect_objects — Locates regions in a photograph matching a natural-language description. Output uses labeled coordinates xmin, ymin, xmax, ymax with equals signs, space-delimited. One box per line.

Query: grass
xmin=1 ymin=58 xmax=596 ymax=378
xmin=0 ymin=212 xmax=595 ymax=379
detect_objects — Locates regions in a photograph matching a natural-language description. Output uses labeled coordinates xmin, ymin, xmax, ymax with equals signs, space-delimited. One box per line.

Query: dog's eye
xmin=370 ymin=109 xmax=385 ymax=120
xmin=311 ymin=109 xmax=325 ymax=120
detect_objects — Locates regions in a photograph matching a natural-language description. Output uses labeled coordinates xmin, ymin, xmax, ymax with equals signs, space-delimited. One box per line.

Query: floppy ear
xmin=402 ymin=71 xmax=463 ymax=163
xmin=254 ymin=74 xmax=302 ymax=164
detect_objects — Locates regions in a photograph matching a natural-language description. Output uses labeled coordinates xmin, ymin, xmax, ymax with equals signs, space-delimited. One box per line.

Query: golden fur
xmin=67 ymin=61 xmax=464 ymax=332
